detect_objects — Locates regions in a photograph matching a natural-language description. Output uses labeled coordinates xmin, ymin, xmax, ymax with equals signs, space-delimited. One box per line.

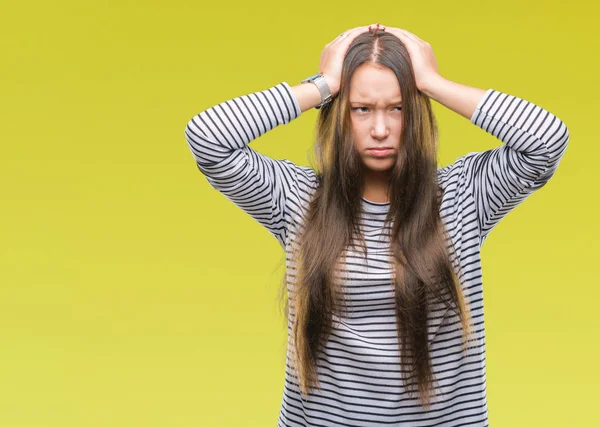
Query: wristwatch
xmin=300 ymin=73 xmax=333 ymax=110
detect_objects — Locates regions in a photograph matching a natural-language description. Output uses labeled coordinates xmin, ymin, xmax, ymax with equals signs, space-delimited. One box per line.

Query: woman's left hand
xmin=382 ymin=26 xmax=443 ymax=94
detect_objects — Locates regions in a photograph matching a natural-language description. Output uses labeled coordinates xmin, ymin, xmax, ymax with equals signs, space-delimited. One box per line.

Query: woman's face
xmin=349 ymin=63 xmax=403 ymax=175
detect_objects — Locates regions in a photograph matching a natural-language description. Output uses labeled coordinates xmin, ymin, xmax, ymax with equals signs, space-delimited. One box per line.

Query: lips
xmin=367 ymin=147 xmax=394 ymax=157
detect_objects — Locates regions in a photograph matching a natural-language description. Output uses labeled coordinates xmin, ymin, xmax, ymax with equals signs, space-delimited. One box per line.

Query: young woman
xmin=184 ymin=23 xmax=569 ymax=426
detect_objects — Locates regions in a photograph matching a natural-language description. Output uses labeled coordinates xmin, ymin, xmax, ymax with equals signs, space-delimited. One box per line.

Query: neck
xmin=362 ymin=169 xmax=391 ymax=203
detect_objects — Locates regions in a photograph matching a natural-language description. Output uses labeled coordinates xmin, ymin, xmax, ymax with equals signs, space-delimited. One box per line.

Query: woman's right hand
xmin=318 ymin=23 xmax=385 ymax=97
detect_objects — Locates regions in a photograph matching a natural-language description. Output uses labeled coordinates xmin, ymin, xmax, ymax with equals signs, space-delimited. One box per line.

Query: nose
xmin=370 ymin=113 xmax=390 ymax=139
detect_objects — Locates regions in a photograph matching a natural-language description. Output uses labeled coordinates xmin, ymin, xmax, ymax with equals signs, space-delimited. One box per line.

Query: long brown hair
xmin=279 ymin=30 xmax=475 ymax=409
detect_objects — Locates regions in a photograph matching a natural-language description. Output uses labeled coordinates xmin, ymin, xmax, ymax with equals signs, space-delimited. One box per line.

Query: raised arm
xmin=380 ymin=26 xmax=570 ymax=247
xmin=184 ymin=82 xmax=312 ymax=248
xmin=184 ymin=26 xmax=376 ymax=248
xmin=435 ymin=79 xmax=570 ymax=246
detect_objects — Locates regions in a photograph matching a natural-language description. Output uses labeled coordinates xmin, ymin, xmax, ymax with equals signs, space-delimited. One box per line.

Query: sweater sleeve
xmin=183 ymin=82 xmax=304 ymax=249
xmin=443 ymin=89 xmax=570 ymax=248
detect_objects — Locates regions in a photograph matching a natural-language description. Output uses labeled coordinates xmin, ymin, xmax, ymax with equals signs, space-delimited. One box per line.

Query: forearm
xmin=421 ymin=76 xmax=488 ymax=120
xmin=438 ymin=81 xmax=569 ymax=187
xmin=185 ymin=82 xmax=300 ymax=166
xmin=290 ymin=82 xmax=323 ymax=113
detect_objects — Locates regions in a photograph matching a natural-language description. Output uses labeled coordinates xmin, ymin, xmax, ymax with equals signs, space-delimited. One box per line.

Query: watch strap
xmin=300 ymin=73 xmax=332 ymax=109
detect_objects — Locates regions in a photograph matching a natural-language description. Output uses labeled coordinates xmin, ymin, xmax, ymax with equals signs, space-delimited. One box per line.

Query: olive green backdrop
xmin=1 ymin=1 xmax=597 ymax=426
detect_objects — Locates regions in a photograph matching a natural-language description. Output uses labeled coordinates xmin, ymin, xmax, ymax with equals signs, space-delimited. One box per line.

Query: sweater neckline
xmin=360 ymin=197 xmax=390 ymax=213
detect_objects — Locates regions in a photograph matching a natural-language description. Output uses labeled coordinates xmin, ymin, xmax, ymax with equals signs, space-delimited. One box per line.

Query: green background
xmin=1 ymin=1 xmax=597 ymax=425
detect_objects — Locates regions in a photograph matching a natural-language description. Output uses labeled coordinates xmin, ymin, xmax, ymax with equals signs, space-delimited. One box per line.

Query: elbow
xmin=184 ymin=115 xmax=201 ymax=144
xmin=533 ymin=120 xmax=569 ymax=186
xmin=184 ymin=116 xmax=208 ymax=161
xmin=547 ymin=119 xmax=570 ymax=165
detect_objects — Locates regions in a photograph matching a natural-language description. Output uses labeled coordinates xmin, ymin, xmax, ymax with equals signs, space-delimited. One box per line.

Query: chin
xmin=363 ymin=158 xmax=396 ymax=172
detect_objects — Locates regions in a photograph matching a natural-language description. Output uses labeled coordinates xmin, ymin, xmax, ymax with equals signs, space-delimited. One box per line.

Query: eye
xmin=351 ymin=106 xmax=403 ymax=113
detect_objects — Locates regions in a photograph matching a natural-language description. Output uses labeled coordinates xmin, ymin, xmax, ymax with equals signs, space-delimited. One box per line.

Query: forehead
xmin=349 ymin=63 xmax=402 ymax=102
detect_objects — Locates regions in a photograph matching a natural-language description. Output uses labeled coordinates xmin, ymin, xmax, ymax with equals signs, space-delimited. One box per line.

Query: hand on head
xmin=318 ymin=23 xmax=383 ymax=97
xmin=383 ymin=26 xmax=442 ymax=92
xmin=319 ymin=23 xmax=442 ymax=96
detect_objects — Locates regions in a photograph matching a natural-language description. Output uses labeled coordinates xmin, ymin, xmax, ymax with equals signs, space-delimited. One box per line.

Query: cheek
xmin=350 ymin=125 xmax=362 ymax=147
xmin=351 ymin=123 xmax=369 ymax=141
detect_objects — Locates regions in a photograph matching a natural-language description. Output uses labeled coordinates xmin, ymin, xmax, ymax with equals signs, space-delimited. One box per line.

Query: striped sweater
xmin=184 ymin=82 xmax=569 ymax=426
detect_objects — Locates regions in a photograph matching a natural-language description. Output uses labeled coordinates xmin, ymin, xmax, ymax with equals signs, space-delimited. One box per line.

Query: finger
xmin=395 ymin=28 xmax=420 ymax=43
xmin=370 ymin=23 xmax=386 ymax=31
xmin=401 ymin=28 xmax=428 ymax=44
xmin=386 ymin=27 xmax=424 ymax=45
xmin=401 ymin=29 xmax=428 ymax=45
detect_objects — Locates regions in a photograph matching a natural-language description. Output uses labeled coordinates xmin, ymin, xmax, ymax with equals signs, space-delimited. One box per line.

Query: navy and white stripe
xmin=184 ymin=82 xmax=569 ymax=426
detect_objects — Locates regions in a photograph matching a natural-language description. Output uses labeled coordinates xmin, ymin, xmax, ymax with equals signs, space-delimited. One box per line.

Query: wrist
xmin=300 ymin=72 xmax=335 ymax=109
xmin=291 ymin=82 xmax=323 ymax=113
xmin=322 ymin=75 xmax=339 ymax=97
xmin=419 ymin=74 xmax=448 ymax=100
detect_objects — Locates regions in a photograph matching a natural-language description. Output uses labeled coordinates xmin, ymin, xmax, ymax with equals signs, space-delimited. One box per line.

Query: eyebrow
xmin=349 ymin=100 xmax=403 ymax=106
